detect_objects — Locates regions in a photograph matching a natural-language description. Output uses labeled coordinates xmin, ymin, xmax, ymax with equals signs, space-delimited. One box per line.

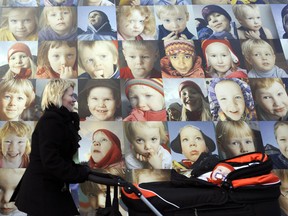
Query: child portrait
xmin=78 ymin=79 xmax=122 ymax=121
xmin=272 ymin=169 xmax=288 ymax=216
xmin=124 ymin=121 xmax=171 ymax=169
xmin=120 ymin=40 xmax=161 ymax=79
xmin=250 ymin=78 xmax=288 ymax=121
xmin=78 ymin=41 xmax=119 ymax=79
xmin=122 ymin=78 xmax=167 ymax=121
xmin=208 ymin=78 xmax=257 ymax=121
xmin=270 ymin=4 xmax=288 ymax=39
xmin=116 ymin=5 xmax=156 ymax=40
xmin=36 ymin=41 xmax=78 ymax=79
xmin=0 ymin=7 xmax=39 ymax=41
xmin=0 ymin=121 xmax=33 ymax=168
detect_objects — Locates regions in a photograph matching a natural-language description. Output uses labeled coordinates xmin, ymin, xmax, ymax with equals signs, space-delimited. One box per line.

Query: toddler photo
xmin=122 ymin=78 xmax=167 ymax=121
xmin=208 ymin=78 xmax=257 ymax=121
xmin=241 ymin=39 xmax=288 ymax=78
xmin=120 ymin=40 xmax=161 ymax=78
xmin=78 ymin=41 xmax=119 ymax=79
xmin=124 ymin=121 xmax=171 ymax=169
xmin=0 ymin=7 xmax=39 ymax=41
xmin=155 ymin=5 xmax=196 ymax=40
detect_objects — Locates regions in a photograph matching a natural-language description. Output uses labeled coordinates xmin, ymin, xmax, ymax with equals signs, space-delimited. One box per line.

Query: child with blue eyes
xmin=155 ymin=5 xmax=196 ymax=40
xmin=124 ymin=121 xmax=172 ymax=169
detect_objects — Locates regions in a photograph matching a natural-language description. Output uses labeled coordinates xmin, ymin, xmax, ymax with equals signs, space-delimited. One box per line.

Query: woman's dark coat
xmin=14 ymin=106 xmax=90 ymax=216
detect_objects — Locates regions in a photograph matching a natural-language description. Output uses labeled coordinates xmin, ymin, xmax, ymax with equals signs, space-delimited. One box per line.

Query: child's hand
xmin=244 ymin=30 xmax=261 ymax=39
xmin=162 ymin=31 xmax=179 ymax=41
xmin=130 ymin=0 xmax=140 ymax=5
xmin=60 ymin=65 xmax=77 ymax=79
xmin=147 ymin=148 xmax=163 ymax=169
xmin=136 ymin=153 xmax=149 ymax=162
xmin=178 ymin=34 xmax=188 ymax=40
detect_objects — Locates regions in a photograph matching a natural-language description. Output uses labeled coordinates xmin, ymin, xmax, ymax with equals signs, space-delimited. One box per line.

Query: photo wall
xmin=0 ymin=0 xmax=288 ymax=215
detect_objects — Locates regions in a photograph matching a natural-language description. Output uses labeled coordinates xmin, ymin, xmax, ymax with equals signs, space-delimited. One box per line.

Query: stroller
xmin=88 ymin=152 xmax=281 ymax=216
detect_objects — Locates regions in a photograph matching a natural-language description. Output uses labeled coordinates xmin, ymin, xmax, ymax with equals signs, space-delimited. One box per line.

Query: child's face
xmin=238 ymin=7 xmax=262 ymax=31
xmin=131 ymin=126 xmax=161 ymax=157
xmin=118 ymin=10 xmax=145 ymax=39
xmin=123 ymin=47 xmax=158 ymax=78
xmin=8 ymin=52 xmax=31 ymax=74
xmin=180 ymin=127 xmax=208 ymax=162
xmin=206 ymin=42 xmax=232 ymax=74
xmin=275 ymin=125 xmax=288 ymax=159
xmin=224 ymin=135 xmax=255 ymax=157
xmin=279 ymin=178 xmax=288 ymax=214
xmin=159 ymin=11 xmax=188 ymax=33
xmin=255 ymin=82 xmax=288 ymax=119
xmin=169 ymin=53 xmax=193 ymax=75
xmin=248 ymin=45 xmax=275 ymax=72
xmin=0 ymin=91 xmax=27 ymax=121
xmin=1 ymin=133 xmax=27 ymax=165
xmin=47 ymin=44 xmax=77 ymax=74
xmin=207 ymin=13 xmax=230 ymax=33
xmin=81 ymin=44 xmax=117 ymax=79
xmin=88 ymin=11 xmax=103 ymax=28
xmin=128 ymin=85 xmax=165 ymax=112
xmin=91 ymin=131 xmax=113 ymax=163
xmin=180 ymin=86 xmax=202 ymax=112
xmin=46 ymin=8 xmax=73 ymax=36
xmin=0 ymin=169 xmax=23 ymax=215
xmin=8 ymin=10 xmax=36 ymax=40
xmin=87 ymin=87 xmax=117 ymax=121
xmin=215 ymin=80 xmax=245 ymax=121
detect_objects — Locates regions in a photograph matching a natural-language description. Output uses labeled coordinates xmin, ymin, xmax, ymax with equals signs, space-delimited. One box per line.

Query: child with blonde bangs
xmin=0 ymin=7 xmax=39 ymax=41
xmin=117 ymin=6 xmax=156 ymax=40
xmin=124 ymin=121 xmax=171 ymax=169
xmin=0 ymin=121 xmax=32 ymax=168
xmin=36 ymin=41 xmax=78 ymax=79
xmin=38 ymin=7 xmax=78 ymax=41
xmin=78 ymin=41 xmax=119 ymax=79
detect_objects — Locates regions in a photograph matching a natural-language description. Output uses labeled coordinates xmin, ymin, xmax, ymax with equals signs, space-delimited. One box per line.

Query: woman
xmin=13 ymin=79 xmax=90 ymax=216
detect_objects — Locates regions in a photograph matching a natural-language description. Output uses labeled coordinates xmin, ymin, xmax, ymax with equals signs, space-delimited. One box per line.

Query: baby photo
xmin=121 ymin=78 xmax=167 ymax=121
xmin=0 ymin=121 xmax=34 ymax=168
xmin=154 ymin=5 xmax=197 ymax=40
xmin=163 ymin=78 xmax=211 ymax=121
xmin=0 ymin=79 xmax=36 ymax=121
xmin=167 ymin=121 xmax=217 ymax=177
xmin=232 ymin=4 xmax=277 ymax=39
xmin=78 ymin=79 xmax=122 ymax=121
xmin=193 ymin=4 xmax=239 ymax=40
xmin=215 ymin=120 xmax=264 ymax=160
xmin=124 ymin=121 xmax=171 ymax=169
xmin=36 ymin=41 xmax=78 ymax=79
xmin=78 ymin=41 xmax=119 ymax=79
xmin=207 ymin=78 xmax=257 ymax=121
xmin=119 ymin=40 xmax=161 ymax=79
xmin=78 ymin=6 xmax=117 ymax=40
xmin=259 ymin=121 xmax=288 ymax=169
xmin=250 ymin=78 xmax=288 ymax=121
xmin=270 ymin=4 xmax=288 ymax=39
xmin=116 ymin=5 xmax=156 ymax=40
xmin=241 ymin=39 xmax=288 ymax=78
xmin=0 ymin=7 xmax=39 ymax=41
xmin=0 ymin=41 xmax=38 ymax=79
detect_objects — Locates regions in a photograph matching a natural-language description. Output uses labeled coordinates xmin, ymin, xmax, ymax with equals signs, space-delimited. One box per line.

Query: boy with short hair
xmin=241 ymin=39 xmax=288 ymax=78
xmin=121 ymin=41 xmax=161 ymax=78
xmin=155 ymin=5 xmax=196 ymax=40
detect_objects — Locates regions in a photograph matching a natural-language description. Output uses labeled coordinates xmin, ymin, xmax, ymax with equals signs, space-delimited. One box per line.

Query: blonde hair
xmin=181 ymin=97 xmax=211 ymax=121
xmin=0 ymin=79 xmax=35 ymax=107
xmin=78 ymin=41 xmax=118 ymax=70
xmin=0 ymin=7 xmax=38 ymax=34
xmin=232 ymin=4 xmax=259 ymax=21
xmin=41 ymin=78 xmax=75 ymax=110
xmin=4 ymin=58 xmax=37 ymax=79
xmin=124 ymin=121 xmax=168 ymax=145
xmin=39 ymin=6 xmax=77 ymax=30
xmin=241 ymin=39 xmax=274 ymax=60
xmin=155 ymin=5 xmax=188 ymax=19
xmin=117 ymin=6 xmax=156 ymax=37
xmin=122 ymin=40 xmax=159 ymax=54
xmin=274 ymin=121 xmax=288 ymax=139
xmin=0 ymin=121 xmax=32 ymax=155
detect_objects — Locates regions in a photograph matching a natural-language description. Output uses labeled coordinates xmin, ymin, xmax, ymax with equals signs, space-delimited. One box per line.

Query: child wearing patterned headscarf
xmin=124 ymin=78 xmax=167 ymax=121
xmin=208 ymin=78 xmax=257 ymax=121
xmin=160 ymin=40 xmax=205 ymax=78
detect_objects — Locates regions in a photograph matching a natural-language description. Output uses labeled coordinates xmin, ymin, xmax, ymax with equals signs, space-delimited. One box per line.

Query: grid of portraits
xmin=1 ymin=0 xmax=288 ymax=215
